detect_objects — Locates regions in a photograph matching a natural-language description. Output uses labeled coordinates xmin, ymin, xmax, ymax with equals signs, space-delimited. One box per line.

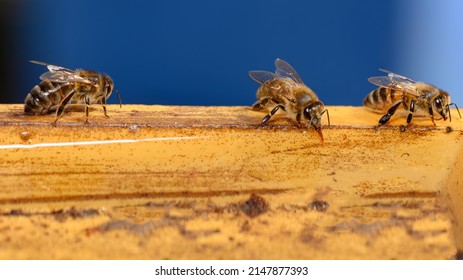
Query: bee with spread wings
xmin=24 ymin=60 xmax=121 ymax=124
xmin=364 ymin=69 xmax=460 ymax=126
xmin=249 ymin=58 xmax=329 ymax=142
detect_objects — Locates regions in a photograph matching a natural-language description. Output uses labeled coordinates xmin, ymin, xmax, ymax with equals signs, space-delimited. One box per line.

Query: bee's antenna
xmin=114 ymin=89 xmax=122 ymax=108
xmin=322 ymin=109 xmax=330 ymax=126
xmin=447 ymin=103 xmax=461 ymax=122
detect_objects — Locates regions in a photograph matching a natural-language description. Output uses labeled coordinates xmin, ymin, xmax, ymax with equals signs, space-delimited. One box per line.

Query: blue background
xmin=1 ymin=0 xmax=462 ymax=107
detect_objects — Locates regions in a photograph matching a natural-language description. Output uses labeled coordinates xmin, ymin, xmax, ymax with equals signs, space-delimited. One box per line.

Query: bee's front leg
xmin=295 ymin=112 xmax=303 ymax=128
xmin=406 ymin=99 xmax=416 ymax=125
xmin=428 ymin=104 xmax=436 ymax=126
xmin=101 ymin=96 xmax=109 ymax=118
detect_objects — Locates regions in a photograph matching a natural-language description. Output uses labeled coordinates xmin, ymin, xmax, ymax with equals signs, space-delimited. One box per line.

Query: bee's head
xmin=102 ymin=74 xmax=122 ymax=107
xmin=302 ymin=101 xmax=330 ymax=142
xmin=303 ymin=101 xmax=329 ymax=129
xmin=433 ymin=91 xmax=450 ymax=120
xmin=101 ymin=74 xmax=114 ymax=98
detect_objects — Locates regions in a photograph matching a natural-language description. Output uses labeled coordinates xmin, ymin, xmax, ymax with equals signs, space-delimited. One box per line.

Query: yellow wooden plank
xmin=0 ymin=104 xmax=462 ymax=259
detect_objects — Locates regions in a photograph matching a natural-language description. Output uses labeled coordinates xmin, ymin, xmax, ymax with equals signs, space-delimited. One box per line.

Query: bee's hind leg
xmin=258 ymin=104 xmax=285 ymax=128
xmin=252 ymin=98 xmax=270 ymax=111
xmin=84 ymin=95 xmax=92 ymax=124
xmin=377 ymin=100 xmax=402 ymax=127
xmin=53 ymin=89 xmax=76 ymax=125
xmin=252 ymin=98 xmax=282 ymax=111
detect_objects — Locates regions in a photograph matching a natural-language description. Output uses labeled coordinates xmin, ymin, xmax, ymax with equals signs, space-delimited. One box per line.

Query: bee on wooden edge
xmin=249 ymin=58 xmax=330 ymax=142
xmin=364 ymin=69 xmax=460 ymax=129
xmin=24 ymin=60 xmax=122 ymax=124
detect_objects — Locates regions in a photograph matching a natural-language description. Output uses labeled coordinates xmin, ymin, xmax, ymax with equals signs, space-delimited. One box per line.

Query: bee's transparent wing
xmin=368 ymin=69 xmax=418 ymax=96
xmin=274 ymin=58 xmax=304 ymax=84
xmin=378 ymin=69 xmax=416 ymax=84
xmin=30 ymin=60 xmax=75 ymax=73
xmin=368 ymin=76 xmax=397 ymax=88
xmin=30 ymin=60 xmax=94 ymax=85
xmin=248 ymin=71 xmax=279 ymax=84
xmin=38 ymin=71 xmax=95 ymax=85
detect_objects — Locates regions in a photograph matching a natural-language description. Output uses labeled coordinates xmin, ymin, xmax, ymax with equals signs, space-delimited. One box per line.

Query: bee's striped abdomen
xmin=24 ymin=81 xmax=66 ymax=115
xmin=363 ymin=87 xmax=402 ymax=111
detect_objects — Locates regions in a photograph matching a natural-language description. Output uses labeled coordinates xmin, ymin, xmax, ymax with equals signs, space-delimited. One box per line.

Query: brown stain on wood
xmin=0 ymin=104 xmax=462 ymax=259
xmin=362 ymin=191 xmax=439 ymax=199
xmin=0 ymin=188 xmax=288 ymax=205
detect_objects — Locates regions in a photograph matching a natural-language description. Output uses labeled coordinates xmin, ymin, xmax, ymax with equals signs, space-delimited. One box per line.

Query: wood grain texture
xmin=0 ymin=104 xmax=462 ymax=259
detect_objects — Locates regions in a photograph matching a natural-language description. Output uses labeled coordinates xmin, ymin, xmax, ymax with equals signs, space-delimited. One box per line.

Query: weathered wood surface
xmin=0 ymin=104 xmax=462 ymax=259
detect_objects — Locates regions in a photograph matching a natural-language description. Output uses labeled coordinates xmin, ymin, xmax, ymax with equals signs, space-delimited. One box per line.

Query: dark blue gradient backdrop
xmin=2 ymin=0 xmax=462 ymax=106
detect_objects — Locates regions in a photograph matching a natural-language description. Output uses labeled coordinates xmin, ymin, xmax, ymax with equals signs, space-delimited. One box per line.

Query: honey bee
xmin=364 ymin=69 xmax=460 ymax=126
xmin=24 ymin=60 xmax=121 ymax=124
xmin=249 ymin=58 xmax=330 ymax=141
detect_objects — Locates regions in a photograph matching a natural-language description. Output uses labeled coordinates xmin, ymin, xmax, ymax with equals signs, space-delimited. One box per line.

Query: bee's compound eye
xmin=435 ymin=98 xmax=443 ymax=110
xmin=303 ymin=107 xmax=311 ymax=119
xmin=105 ymin=82 xmax=113 ymax=93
